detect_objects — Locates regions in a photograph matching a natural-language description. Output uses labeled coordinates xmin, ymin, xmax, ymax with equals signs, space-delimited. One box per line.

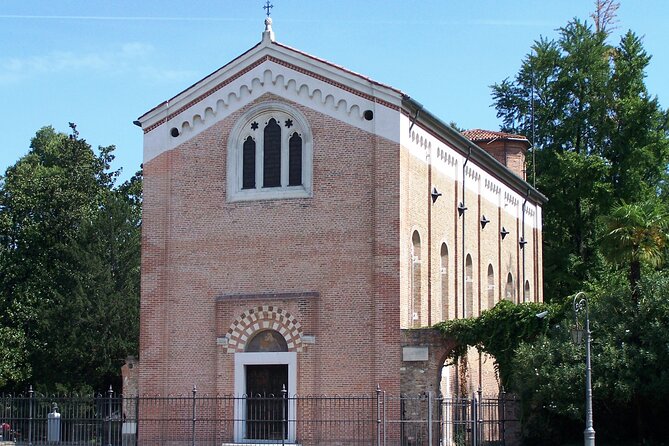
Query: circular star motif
xmin=250 ymin=121 xmax=259 ymax=131
xmin=284 ymin=119 xmax=293 ymax=128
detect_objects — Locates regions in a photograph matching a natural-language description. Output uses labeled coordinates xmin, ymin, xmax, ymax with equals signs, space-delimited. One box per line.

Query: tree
xmin=591 ymin=0 xmax=619 ymax=34
xmin=606 ymin=31 xmax=669 ymax=202
xmin=0 ymin=327 xmax=29 ymax=388
xmin=482 ymin=3 xmax=669 ymax=442
xmin=0 ymin=125 xmax=141 ymax=392
xmin=439 ymin=270 xmax=669 ymax=443
xmin=491 ymin=16 xmax=669 ymax=301
xmin=512 ymin=271 xmax=669 ymax=443
xmin=602 ymin=200 xmax=669 ymax=304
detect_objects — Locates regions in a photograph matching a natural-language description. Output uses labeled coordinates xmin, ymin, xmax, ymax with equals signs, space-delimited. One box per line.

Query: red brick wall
xmin=478 ymin=140 xmax=527 ymax=180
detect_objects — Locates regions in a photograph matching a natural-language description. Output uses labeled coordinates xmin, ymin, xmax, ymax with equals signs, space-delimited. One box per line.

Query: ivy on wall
xmin=434 ymin=299 xmax=560 ymax=387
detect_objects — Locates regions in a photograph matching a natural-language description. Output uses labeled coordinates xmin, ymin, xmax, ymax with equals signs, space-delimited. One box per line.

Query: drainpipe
xmin=409 ymin=107 xmax=421 ymax=134
xmin=461 ymin=148 xmax=472 ymax=319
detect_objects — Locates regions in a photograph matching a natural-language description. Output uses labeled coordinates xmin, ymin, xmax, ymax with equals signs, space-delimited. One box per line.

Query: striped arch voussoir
xmin=225 ymin=305 xmax=304 ymax=353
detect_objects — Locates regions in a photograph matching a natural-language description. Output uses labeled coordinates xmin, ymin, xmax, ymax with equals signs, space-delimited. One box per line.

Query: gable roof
xmin=136 ymin=28 xmax=404 ymax=133
xmin=136 ymin=23 xmax=546 ymax=205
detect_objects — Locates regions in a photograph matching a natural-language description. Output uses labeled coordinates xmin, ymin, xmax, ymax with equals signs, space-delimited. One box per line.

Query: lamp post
xmin=571 ymin=292 xmax=595 ymax=446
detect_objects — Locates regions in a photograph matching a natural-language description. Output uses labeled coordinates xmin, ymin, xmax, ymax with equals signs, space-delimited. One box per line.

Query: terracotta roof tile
xmin=462 ymin=129 xmax=529 ymax=142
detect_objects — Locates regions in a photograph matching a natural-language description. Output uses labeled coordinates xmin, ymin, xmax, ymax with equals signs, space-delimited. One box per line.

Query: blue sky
xmin=1 ymin=0 xmax=667 ymax=183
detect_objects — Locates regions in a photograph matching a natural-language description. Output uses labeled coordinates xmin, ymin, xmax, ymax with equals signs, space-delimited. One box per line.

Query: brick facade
xmin=135 ymin=28 xmax=545 ymax=440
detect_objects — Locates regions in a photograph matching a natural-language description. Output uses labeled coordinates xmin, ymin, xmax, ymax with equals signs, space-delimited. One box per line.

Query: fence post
xmin=135 ymin=393 xmax=140 ymax=446
xmin=478 ymin=387 xmax=485 ymax=444
xmin=471 ymin=392 xmax=478 ymax=446
xmin=191 ymin=385 xmax=197 ymax=446
xmin=500 ymin=387 xmax=506 ymax=446
xmin=28 ymin=385 xmax=33 ymax=446
xmin=108 ymin=385 xmax=113 ymax=446
xmin=383 ymin=391 xmax=387 ymax=446
xmin=427 ymin=391 xmax=433 ymax=446
xmin=376 ymin=385 xmax=381 ymax=446
xmin=281 ymin=384 xmax=287 ymax=446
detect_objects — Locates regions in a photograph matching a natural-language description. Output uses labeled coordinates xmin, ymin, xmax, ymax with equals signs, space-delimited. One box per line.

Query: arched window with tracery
xmin=487 ymin=264 xmax=495 ymax=310
xmin=505 ymin=273 xmax=514 ymax=302
xmin=440 ymin=243 xmax=449 ymax=321
xmin=465 ymin=254 xmax=473 ymax=318
xmin=411 ymin=231 xmax=422 ymax=327
xmin=227 ymin=102 xmax=313 ymax=202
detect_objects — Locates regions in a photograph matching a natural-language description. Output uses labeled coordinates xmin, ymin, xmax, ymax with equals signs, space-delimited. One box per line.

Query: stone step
xmin=221 ymin=444 xmax=301 ymax=446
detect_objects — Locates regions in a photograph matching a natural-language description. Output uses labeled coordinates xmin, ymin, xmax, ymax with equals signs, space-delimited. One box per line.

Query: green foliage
xmin=434 ymin=299 xmax=558 ymax=387
xmin=601 ymin=199 xmax=669 ymax=302
xmin=607 ymin=32 xmax=669 ymax=202
xmin=439 ymin=271 xmax=669 ymax=443
xmin=536 ymin=149 xmax=611 ymax=299
xmin=491 ymin=18 xmax=669 ymax=302
xmin=512 ymin=270 xmax=669 ymax=443
xmin=603 ymin=200 xmax=669 ymax=269
xmin=0 ymin=125 xmax=141 ymax=392
xmin=0 ymin=326 xmax=29 ymax=388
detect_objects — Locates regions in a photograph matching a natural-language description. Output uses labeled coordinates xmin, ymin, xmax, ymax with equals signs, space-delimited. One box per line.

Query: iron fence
xmin=0 ymin=387 xmax=518 ymax=446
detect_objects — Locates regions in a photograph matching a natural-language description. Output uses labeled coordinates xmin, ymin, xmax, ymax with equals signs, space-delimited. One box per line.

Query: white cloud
xmin=0 ymin=42 xmax=195 ymax=85
xmin=0 ymin=15 xmax=247 ymax=22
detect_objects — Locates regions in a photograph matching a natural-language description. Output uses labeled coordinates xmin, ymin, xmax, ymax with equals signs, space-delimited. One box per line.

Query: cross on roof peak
xmin=261 ymin=1 xmax=275 ymax=43
xmin=263 ymin=1 xmax=274 ymax=17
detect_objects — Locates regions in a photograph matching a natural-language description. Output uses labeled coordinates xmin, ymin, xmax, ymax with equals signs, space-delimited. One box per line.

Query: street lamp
xmin=572 ymin=292 xmax=595 ymax=446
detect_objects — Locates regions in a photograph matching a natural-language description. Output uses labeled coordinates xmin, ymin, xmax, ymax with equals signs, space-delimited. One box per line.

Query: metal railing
xmin=0 ymin=387 xmax=517 ymax=446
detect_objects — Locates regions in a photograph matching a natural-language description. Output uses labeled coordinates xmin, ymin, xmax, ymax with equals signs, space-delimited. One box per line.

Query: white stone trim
xmin=233 ymin=352 xmax=297 ymax=443
xmin=142 ymin=58 xmax=401 ymax=165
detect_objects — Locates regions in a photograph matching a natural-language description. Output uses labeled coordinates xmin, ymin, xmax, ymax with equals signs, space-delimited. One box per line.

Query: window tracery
xmin=227 ymin=102 xmax=313 ymax=202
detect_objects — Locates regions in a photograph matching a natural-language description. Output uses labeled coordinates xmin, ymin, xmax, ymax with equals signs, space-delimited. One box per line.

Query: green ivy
xmin=434 ymin=299 xmax=562 ymax=387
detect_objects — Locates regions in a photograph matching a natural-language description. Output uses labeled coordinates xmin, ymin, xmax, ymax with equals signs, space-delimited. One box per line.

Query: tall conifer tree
xmin=492 ymin=14 xmax=669 ymax=301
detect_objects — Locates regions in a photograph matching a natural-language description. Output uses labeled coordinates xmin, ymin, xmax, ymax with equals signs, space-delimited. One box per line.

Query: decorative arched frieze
xmin=225 ymin=305 xmax=304 ymax=353
xmin=145 ymin=60 xmax=389 ymax=138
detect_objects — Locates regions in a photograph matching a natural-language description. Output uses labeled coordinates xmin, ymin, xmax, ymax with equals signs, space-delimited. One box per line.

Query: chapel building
xmin=134 ymin=18 xmax=545 ymax=443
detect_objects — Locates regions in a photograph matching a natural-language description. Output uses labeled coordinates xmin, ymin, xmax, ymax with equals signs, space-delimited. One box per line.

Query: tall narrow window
xmin=288 ymin=132 xmax=302 ymax=186
xmin=505 ymin=273 xmax=514 ymax=302
xmin=411 ymin=231 xmax=422 ymax=327
xmin=440 ymin=243 xmax=449 ymax=321
xmin=465 ymin=254 xmax=473 ymax=318
xmin=242 ymin=136 xmax=256 ymax=189
xmin=263 ymin=118 xmax=281 ymax=187
xmin=487 ymin=264 xmax=495 ymax=310
xmin=524 ymin=280 xmax=531 ymax=302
